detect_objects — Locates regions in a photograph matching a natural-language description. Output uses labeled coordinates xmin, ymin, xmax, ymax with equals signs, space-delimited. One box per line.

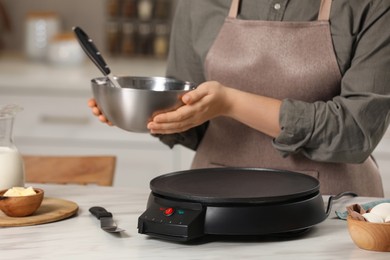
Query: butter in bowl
xmin=0 ymin=187 xmax=44 ymax=217
xmin=347 ymin=202 xmax=390 ymax=252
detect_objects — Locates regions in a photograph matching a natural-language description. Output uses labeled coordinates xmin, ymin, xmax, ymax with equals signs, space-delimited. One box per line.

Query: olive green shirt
xmin=160 ymin=0 xmax=390 ymax=163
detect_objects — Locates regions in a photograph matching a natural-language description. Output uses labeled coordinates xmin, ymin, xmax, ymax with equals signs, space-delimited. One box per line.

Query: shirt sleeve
xmin=273 ymin=2 xmax=390 ymax=163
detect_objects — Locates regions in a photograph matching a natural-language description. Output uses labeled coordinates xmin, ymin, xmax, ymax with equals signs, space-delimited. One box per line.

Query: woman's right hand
xmin=87 ymin=98 xmax=113 ymax=126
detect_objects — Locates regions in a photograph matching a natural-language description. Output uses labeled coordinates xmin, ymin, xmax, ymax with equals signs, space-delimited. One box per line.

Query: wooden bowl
xmin=0 ymin=188 xmax=44 ymax=217
xmin=347 ymin=216 xmax=390 ymax=252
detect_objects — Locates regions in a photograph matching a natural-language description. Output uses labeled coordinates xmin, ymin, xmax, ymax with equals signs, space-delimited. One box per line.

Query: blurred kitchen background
xmin=0 ymin=0 xmax=196 ymax=191
xmin=1 ymin=0 xmax=173 ymax=58
xmin=0 ymin=0 xmax=389 ymax=196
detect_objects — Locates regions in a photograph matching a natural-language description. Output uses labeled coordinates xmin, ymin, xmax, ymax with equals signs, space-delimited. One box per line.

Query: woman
xmin=90 ymin=0 xmax=390 ymax=196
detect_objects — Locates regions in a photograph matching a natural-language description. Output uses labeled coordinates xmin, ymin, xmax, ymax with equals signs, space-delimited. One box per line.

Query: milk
xmin=0 ymin=146 xmax=24 ymax=190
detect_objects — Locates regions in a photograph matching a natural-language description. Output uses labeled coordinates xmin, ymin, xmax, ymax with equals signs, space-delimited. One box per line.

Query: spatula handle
xmin=73 ymin=26 xmax=111 ymax=76
xmin=89 ymin=206 xmax=113 ymax=219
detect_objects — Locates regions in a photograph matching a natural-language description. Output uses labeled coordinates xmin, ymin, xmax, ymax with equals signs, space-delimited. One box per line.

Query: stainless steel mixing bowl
xmin=91 ymin=76 xmax=196 ymax=132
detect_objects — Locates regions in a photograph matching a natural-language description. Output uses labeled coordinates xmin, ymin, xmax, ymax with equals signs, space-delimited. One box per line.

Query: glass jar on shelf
xmin=106 ymin=21 xmax=121 ymax=55
xmin=25 ymin=11 xmax=60 ymax=61
xmin=137 ymin=0 xmax=154 ymax=21
xmin=154 ymin=0 xmax=171 ymax=20
xmin=122 ymin=0 xmax=137 ymax=19
xmin=107 ymin=0 xmax=120 ymax=18
xmin=153 ymin=23 xmax=169 ymax=58
xmin=137 ymin=23 xmax=154 ymax=56
xmin=121 ymin=22 xmax=136 ymax=56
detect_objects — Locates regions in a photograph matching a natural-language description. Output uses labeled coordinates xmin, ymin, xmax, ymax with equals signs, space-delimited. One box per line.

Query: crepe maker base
xmin=138 ymin=168 xmax=327 ymax=242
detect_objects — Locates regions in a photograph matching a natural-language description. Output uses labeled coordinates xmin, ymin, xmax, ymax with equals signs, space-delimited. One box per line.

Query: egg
xmin=362 ymin=212 xmax=384 ymax=223
xmin=370 ymin=203 xmax=390 ymax=220
xmin=385 ymin=215 xmax=390 ymax=223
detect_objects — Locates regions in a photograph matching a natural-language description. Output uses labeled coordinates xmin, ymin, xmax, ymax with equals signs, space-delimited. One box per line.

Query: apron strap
xmin=228 ymin=0 xmax=240 ymax=18
xmin=318 ymin=0 xmax=333 ymax=21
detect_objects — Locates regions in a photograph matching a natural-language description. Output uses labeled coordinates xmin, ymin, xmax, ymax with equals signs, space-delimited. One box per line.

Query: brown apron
xmin=191 ymin=0 xmax=384 ymax=197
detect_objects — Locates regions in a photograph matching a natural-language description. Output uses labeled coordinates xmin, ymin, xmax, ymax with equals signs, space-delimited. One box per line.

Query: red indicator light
xmin=163 ymin=207 xmax=174 ymax=216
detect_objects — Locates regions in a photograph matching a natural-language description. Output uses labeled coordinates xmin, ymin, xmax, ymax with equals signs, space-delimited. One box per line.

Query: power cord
xmin=325 ymin=191 xmax=358 ymax=217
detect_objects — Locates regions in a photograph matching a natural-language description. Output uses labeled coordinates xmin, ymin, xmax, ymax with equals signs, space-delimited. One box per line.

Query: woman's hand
xmin=87 ymin=98 xmax=114 ymax=126
xmin=148 ymin=80 xmax=282 ymax=138
xmin=148 ymin=81 xmax=233 ymax=134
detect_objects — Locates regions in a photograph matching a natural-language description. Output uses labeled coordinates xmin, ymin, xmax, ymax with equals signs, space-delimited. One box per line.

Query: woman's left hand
xmin=148 ymin=80 xmax=282 ymax=137
xmin=147 ymin=81 xmax=232 ymax=134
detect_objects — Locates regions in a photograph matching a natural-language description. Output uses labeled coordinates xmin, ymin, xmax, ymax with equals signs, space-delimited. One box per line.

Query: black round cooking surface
xmin=150 ymin=168 xmax=320 ymax=204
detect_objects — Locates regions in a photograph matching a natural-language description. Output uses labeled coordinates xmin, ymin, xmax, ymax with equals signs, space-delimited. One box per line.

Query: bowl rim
xmin=91 ymin=76 xmax=197 ymax=91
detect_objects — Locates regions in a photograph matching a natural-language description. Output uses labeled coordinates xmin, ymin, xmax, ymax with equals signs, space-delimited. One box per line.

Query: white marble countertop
xmin=1 ymin=184 xmax=389 ymax=260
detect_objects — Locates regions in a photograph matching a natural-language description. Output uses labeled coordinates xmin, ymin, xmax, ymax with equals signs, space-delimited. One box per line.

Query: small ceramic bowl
xmin=0 ymin=188 xmax=44 ymax=217
xmin=347 ymin=216 xmax=390 ymax=252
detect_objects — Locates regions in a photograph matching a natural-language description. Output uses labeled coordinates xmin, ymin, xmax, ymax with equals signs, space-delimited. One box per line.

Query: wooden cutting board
xmin=0 ymin=197 xmax=78 ymax=227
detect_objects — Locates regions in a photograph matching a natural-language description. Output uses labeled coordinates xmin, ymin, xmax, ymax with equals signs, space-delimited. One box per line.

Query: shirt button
xmin=274 ymin=3 xmax=281 ymax=10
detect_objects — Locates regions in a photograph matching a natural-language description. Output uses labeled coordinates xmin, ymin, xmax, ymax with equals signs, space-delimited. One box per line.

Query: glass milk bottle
xmin=0 ymin=105 xmax=24 ymax=190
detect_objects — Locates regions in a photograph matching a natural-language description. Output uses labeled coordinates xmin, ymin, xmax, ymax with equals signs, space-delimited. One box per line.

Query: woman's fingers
xmin=148 ymin=118 xmax=195 ymax=134
xmin=153 ymin=105 xmax=193 ymax=123
xmin=87 ymin=98 xmax=113 ymax=126
xmin=87 ymin=98 xmax=97 ymax=107
xmin=91 ymin=106 xmax=101 ymax=116
xmin=181 ymin=82 xmax=209 ymax=105
xmin=98 ymin=114 xmax=113 ymax=125
xmin=88 ymin=99 xmax=102 ymax=116
xmin=148 ymin=106 xmax=196 ymax=133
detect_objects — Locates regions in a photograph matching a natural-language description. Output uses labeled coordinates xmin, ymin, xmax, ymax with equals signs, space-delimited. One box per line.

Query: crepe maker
xmin=138 ymin=168 xmax=330 ymax=242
